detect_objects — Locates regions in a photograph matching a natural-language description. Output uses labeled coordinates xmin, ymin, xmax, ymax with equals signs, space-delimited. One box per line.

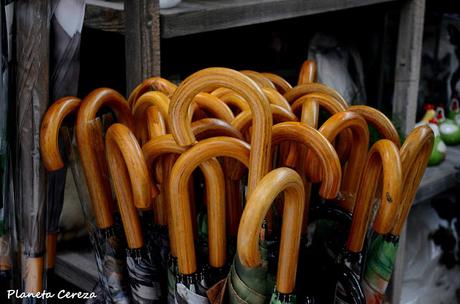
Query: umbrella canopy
xmin=105 ymin=123 xmax=163 ymax=303
xmin=362 ymin=125 xmax=433 ymax=304
xmin=334 ymin=139 xmax=403 ymax=303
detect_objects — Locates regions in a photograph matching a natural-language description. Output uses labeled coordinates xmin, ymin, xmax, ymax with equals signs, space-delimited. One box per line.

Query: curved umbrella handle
xmin=284 ymin=83 xmax=348 ymax=108
xmin=262 ymin=87 xmax=291 ymax=111
xmin=272 ymin=122 xmax=342 ymax=199
xmin=40 ymin=97 xmax=81 ymax=171
xmin=348 ymin=105 xmax=401 ymax=147
xmin=218 ymin=91 xmax=250 ymax=114
xmin=132 ymin=91 xmax=170 ymax=143
xmin=390 ymin=125 xmax=433 ymax=235
xmin=298 ymin=59 xmax=317 ymax=85
xmin=128 ymin=76 xmax=177 ymax=107
xmin=193 ymin=92 xmax=235 ymax=123
xmin=347 ymin=139 xmax=402 ymax=253
xmin=168 ymin=67 xmax=272 ymax=194
xmin=76 ymin=88 xmax=134 ymax=229
xmin=238 ymin=168 xmax=304 ymax=294
xmin=241 ymin=70 xmax=277 ymax=89
xmin=169 ymin=137 xmax=251 ymax=274
xmin=260 ymin=72 xmax=293 ymax=94
xmin=105 ymin=124 xmax=149 ymax=249
xmin=309 ymin=111 xmax=369 ymax=211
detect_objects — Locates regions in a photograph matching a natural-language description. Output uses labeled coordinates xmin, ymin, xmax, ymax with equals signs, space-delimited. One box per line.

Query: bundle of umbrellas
xmin=39 ymin=61 xmax=433 ymax=304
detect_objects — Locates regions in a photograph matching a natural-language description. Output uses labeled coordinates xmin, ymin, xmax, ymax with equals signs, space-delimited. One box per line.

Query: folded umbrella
xmin=334 ymin=139 xmax=402 ymax=304
xmin=238 ymin=168 xmax=304 ymax=304
xmin=260 ymin=73 xmax=292 ymax=95
xmin=127 ymin=76 xmax=177 ymax=108
xmin=361 ymin=125 xmax=433 ymax=304
xmin=105 ymin=123 xmax=163 ymax=303
xmin=75 ymin=88 xmax=135 ymax=303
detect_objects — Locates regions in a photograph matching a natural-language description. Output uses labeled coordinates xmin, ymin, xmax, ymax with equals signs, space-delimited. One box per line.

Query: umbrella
xmin=75 ymin=88 xmax=135 ymax=303
xmin=334 ymin=139 xmax=402 ymax=303
xmin=260 ymin=73 xmax=292 ymax=95
xmin=209 ymin=122 xmax=342 ymax=304
xmin=39 ymin=96 xmax=81 ymax=285
xmin=240 ymin=70 xmax=277 ymax=90
xmin=361 ymin=125 xmax=433 ymax=304
xmin=299 ymin=111 xmax=369 ymax=302
xmin=142 ymin=121 xmax=246 ymax=303
xmin=127 ymin=77 xmax=177 ymax=108
xmin=167 ymin=136 xmax=251 ymax=303
xmin=105 ymin=123 xmax=163 ymax=303
xmin=238 ymin=168 xmax=304 ymax=304
xmin=298 ymin=60 xmax=318 ymax=85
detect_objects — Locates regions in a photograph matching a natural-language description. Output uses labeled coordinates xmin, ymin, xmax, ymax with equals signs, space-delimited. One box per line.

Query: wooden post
xmin=392 ymin=0 xmax=425 ymax=135
xmin=15 ymin=0 xmax=50 ymax=293
xmin=124 ymin=0 xmax=161 ymax=94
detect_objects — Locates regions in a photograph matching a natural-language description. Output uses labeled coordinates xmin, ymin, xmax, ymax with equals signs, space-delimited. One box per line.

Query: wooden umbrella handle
xmin=193 ymin=118 xmax=244 ymax=141
xmin=127 ymin=76 xmax=177 ymax=107
xmin=262 ymin=87 xmax=292 ymax=111
xmin=348 ymin=105 xmax=401 ymax=147
xmin=298 ymin=60 xmax=317 ymax=85
xmin=272 ymin=122 xmax=342 ymax=199
xmin=40 ymin=97 xmax=81 ymax=171
xmin=241 ymin=70 xmax=277 ymax=89
xmin=284 ymin=83 xmax=348 ymax=108
xmin=105 ymin=124 xmax=149 ymax=249
xmin=168 ymin=67 xmax=272 ymax=195
xmin=192 ymin=92 xmax=235 ymax=123
xmin=76 ymin=88 xmax=134 ymax=229
xmin=309 ymin=112 xmax=369 ymax=211
xmin=169 ymin=137 xmax=251 ymax=274
xmin=391 ymin=125 xmax=433 ymax=235
xmin=132 ymin=91 xmax=170 ymax=143
xmin=238 ymin=168 xmax=304 ymax=294
xmin=260 ymin=72 xmax=293 ymax=94
xmin=218 ymin=91 xmax=250 ymax=114
xmin=347 ymin=140 xmax=402 ymax=253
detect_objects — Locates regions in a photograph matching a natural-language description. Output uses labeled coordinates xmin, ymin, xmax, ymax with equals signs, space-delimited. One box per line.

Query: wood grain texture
xmin=75 ymin=88 xmax=134 ymax=229
xmin=125 ymin=0 xmax=161 ymax=93
xmin=347 ymin=140 xmax=402 ymax=253
xmin=284 ymin=83 xmax=348 ymax=107
xmin=40 ymin=97 xmax=81 ymax=171
xmin=128 ymin=76 xmax=176 ymax=107
xmin=271 ymin=122 xmax=342 ymax=199
xmin=298 ymin=59 xmax=317 ymax=85
xmin=260 ymin=72 xmax=292 ymax=94
xmin=169 ymin=137 xmax=250 ymax=274
xmin=168 ymin=68 xmax=272 ymax=194
xmin=263 ymin=87 xmax=291 ymax=111
xmin=105 ymin=124 xmax=149 ymax=249
xmin=392 ymin=0 xmax=425 ymax=135
xmin=237 ymin=168 xmax=304 ymax=294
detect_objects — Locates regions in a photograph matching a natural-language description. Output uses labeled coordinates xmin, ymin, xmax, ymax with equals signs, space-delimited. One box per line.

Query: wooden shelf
xmin=85 ymin=0 xmax=400 ymax=38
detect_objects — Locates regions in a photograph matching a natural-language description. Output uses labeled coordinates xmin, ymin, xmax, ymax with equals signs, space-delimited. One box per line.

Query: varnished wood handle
xmin=272 ymin=122 xmax=342 ymax=199
xmin=218 ymin=91 xmax=250 ymax=114
xmin=262 ymin=87 xmax=292 ymax=111
xmin=238 ymin=168 xmax=304 ymax=294
xmin=169 ymin=136 xmax=251 ymax=274
xmin=168 ymin=67 xmax=272 ymax=194
xmin=24 ymin=256 xmax=44 ymax=293
xmin=40 ymin=97 xmax=81 ymax=171
xmin=310 ymin=112 xmax=369 ymax=211
xmin=347 ymin=139 xmax=402 ymax=253
xmin=241 ymin=70 xmax=277 ymax=89
xmin=391 ymin=125 xmax=433 ymax=235
xmin=132 ymin=91 xmax=170 ymax=144
xmin=193 ymin=92 xmax=235 ymax=123
xmin=105 ymin=124 xmax=149 ymax=249
xmin=284 ymin=83 xmax=348 ymax=108
xmin=260 ymin=72 xmax=293 ymax=94
xmin=298 ymin=60 xmax=317 ymax=84
xmin=76 ymin=88 xmax=134 ymax=229
xmin=348 ymin=105 xmax=401 ymax=147
xmin=127 ymin=76 xmax=177 ymax=107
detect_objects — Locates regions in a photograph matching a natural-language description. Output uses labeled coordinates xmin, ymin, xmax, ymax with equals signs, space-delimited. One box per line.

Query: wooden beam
xmin=392 ymin=0 xmax=425 ymax=135
xmin=124 ymin=0 xmax=161 ymax=94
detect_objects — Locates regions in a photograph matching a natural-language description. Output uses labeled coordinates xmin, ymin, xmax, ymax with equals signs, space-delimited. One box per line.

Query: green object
xmin=447 ymin=98 xmax=460 ymax=123
xmin=437 ymin=107 xmax=460 ymax=145
xmin=362 ymin=234 xmax=399 ymax=303
xmin=270 ymin=289 xmax=297 ymax=304
xmin=414 ymin=122 xmax=446 ymax=166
